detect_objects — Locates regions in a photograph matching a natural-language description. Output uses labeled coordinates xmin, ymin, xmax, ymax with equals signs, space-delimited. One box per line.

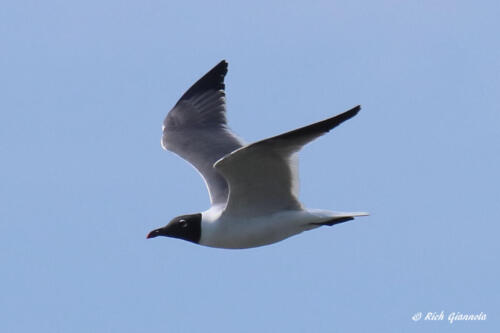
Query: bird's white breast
xmin=199 ymin=209 xmax=330 ymax=249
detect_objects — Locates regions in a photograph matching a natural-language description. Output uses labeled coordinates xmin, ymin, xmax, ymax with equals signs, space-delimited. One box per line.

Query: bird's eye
xmin=179 ymin=219 xmax=188 ymax=227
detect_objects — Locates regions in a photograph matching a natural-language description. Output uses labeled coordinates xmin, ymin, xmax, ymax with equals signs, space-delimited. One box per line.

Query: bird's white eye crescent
xmin=179 ymin=219 xmax=188 ymax=227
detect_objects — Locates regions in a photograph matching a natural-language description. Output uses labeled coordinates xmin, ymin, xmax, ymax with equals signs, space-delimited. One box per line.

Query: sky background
xmin=1 ymin=0 xmax=499 ymax=332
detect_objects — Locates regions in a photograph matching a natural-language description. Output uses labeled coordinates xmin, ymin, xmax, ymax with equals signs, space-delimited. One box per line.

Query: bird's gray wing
xmin=162 ymin=60 xmax=244 ymax=205
xmin=214 ymin=106 xmax=361 ymax=217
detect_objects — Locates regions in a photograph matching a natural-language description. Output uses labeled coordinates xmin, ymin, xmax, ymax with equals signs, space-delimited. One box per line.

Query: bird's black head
xmin=147 ymin=213 xmax=202 ymax=244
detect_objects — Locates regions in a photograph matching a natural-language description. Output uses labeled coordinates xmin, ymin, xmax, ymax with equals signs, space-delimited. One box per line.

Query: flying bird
xmin=147 ymin=60 xmax=367 ymax=249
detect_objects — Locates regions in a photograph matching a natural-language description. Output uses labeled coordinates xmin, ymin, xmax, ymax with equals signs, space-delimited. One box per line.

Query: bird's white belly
xmin=200 ymin=210 xmax=323 ymax=249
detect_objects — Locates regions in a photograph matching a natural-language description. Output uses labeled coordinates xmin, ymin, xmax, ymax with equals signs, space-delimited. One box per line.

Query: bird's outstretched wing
xmin=162 ymin=60 xmax=244 ymax=205
xmin=214 ymin=106 xmax=361 ymax=217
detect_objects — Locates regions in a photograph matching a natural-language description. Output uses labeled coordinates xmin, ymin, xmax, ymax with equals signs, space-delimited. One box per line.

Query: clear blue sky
xmin=1 ymin=1 xmax=499 ymax=332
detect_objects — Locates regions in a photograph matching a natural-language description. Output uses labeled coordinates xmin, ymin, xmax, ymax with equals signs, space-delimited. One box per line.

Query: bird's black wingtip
xmin=218 ymin=59 xmax=228 ymax=68
xmin=211 ymin=60 xmax=228 ymax=77
xmin=336 ymin=105 xmax=361 ymax=123
xmin=348 ymin=104 xmax=361 ymax=114
xmin=310 ymin=216 xmax=355 ymax=226
xmin=176 ymin=60 xmax=229 ymax=103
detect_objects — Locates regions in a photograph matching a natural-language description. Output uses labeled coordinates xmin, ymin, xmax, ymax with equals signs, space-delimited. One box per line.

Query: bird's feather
xmin=162 ymin=60 xmax=244 ymax=205
xmin=214 ymin=106 xmax=361 ymax=217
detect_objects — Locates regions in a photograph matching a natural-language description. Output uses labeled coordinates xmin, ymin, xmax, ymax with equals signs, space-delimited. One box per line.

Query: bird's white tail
xmin=335 ymin=211 xmax=370 ymax=217
xmin=307 ymin=209 xmax=369 ymax=226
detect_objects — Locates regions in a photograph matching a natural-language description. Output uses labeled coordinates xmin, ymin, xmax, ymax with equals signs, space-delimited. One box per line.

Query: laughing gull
xmin=147 ymin=60 xmax=368 ymax=248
